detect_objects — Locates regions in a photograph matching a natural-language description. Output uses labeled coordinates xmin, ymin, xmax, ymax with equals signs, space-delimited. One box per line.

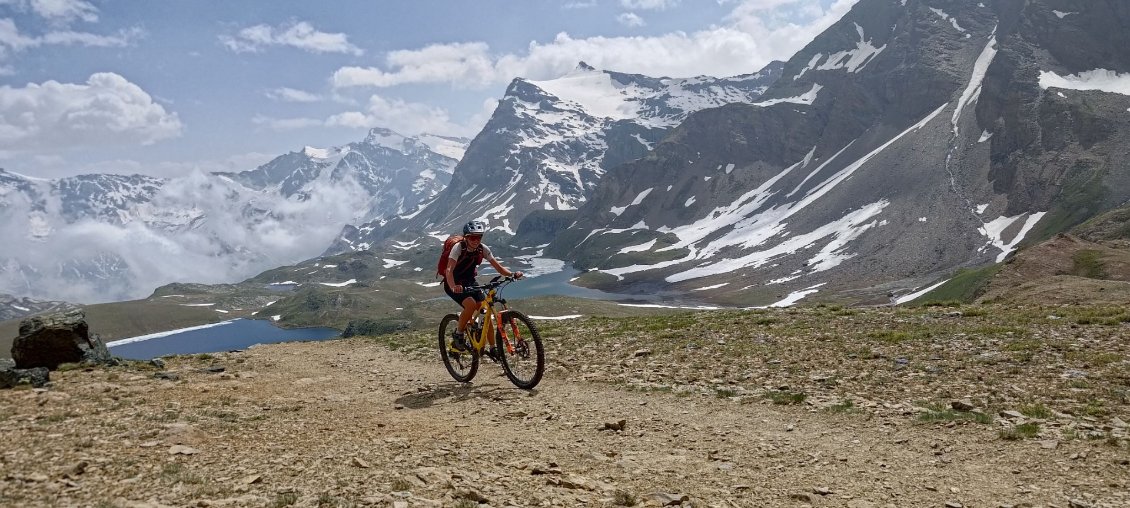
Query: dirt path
xmin=2 ymin=338 xmax=1127 ymax=507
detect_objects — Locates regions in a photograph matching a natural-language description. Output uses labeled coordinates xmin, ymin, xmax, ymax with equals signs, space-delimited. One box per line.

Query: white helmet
xmin=463 ymin=220 xmax=487 ymax=235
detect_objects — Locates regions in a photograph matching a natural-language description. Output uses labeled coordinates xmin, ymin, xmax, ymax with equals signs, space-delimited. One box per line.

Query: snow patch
xmin=894 ymin=279 xmax=951 ymax=305
xmin=980 ymin=212 xmax=1047 ymax=262
xmin=609 ymin=188 xmax=653 ymax=216
xmin=693 ymin=283 xmax=729 ymax=291
xmin=106 ymin=319 xmax=239 ymax=347
xmin=319 ymin=279 xmax=357 ymax=287
xmin=618 ymin=239 xmax=657 ymax=254
xmin=952 ymin=29 xmax=998 ymax=136
xmin=768 ymin=284 xmax=825 ymax=308
xmin=1039 ymin=69 xmax=1130 ymax=95
xmin=756 ymin=84 xmax=823 ymax=107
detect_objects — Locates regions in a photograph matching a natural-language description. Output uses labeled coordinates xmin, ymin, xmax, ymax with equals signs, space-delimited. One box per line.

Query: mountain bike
xmin=438 ymin=276 xmax=545 ymax=389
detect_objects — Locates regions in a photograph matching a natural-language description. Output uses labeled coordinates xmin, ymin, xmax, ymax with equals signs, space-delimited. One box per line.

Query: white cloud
xmin=29 ymin=0 xmax=99 ymax=23
xmin=0 ymin=169 xmax=376 ymax=303
xmin=0 ymin=17 xmax=138 ymax=58
xmin=330 ymin=0 xmax=857 ymax=88
xmin=327 ymin=94 xmax=489 ymax=137
xmin=220 ymin=20 xmax=363 ymax=55
xmin=617 ymin=13 xmax=646 ymax=27
xmin=265 ymin=87 xmax=323 ymax=103
xmin=563 ymin=1 xmax=597 ymax=8
xmin=0 ymin=72 xmax=183 ymax=152
xmin=332 ymin=42 xmax=496 ymax=88
xmin=251 ymin=115 xmax=323 ymax=131
xmin=67 ymin=152 xmax=276 ymax=179
xmin=621 ymin=0 xmax=679 ymax=10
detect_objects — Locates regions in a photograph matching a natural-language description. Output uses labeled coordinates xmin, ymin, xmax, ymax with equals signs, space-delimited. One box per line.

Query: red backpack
xmin=436 ymin=235 xmax=484 ymax=279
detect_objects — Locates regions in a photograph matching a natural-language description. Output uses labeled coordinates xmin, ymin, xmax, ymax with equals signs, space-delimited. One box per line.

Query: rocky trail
xmin=2 ymin=323 xmax=1128 ymax=508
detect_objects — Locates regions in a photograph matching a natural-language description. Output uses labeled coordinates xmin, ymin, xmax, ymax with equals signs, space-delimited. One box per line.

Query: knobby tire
xmin=496 ymin=310 xmax=545 ymax=389
xmin=438 ymin=313 xmax=478 ymax=383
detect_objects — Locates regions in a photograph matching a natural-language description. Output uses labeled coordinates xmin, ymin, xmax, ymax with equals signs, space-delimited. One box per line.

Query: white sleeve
xmin=449 ymin=242 xmax=462 ymax=261
xmin=480 ymin=244 xmax=494 ymax=262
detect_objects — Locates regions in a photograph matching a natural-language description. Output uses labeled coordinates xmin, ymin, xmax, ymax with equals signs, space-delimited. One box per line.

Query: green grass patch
xmin=713 ymin=387 xmax=739 ymax=398
xmin=1018 ymin=403 xmax=1053 ymax=419
xmin=767 ymin=391 xmax=807 ymax=405
xmin=912 ymin=264 xmax=1004 ymax=305
xmin=613 ymin=490 xmax=638 ymax=506
xmin=1000 ymin=422 xmax=1040 ymax=440
xmin=1071 ymin=249 xmax=1107 ymax=279
xmin=270 ymin=492 xmax=299 ymax=508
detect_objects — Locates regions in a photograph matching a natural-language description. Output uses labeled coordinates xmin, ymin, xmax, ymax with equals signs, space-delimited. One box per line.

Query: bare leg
xmin=457 ymin=296 xmax=477 ymax=332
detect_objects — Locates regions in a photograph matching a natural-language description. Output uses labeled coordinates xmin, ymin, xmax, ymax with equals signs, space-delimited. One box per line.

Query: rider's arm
xmin=445 ymin=263 xmax=461 ymax=292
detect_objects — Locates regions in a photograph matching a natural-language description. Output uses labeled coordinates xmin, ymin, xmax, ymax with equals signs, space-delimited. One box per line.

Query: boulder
xmin=11 ymin=309 xmax=115 ymax=370
xmin=0 ymin=365 xmax=49 ymax=388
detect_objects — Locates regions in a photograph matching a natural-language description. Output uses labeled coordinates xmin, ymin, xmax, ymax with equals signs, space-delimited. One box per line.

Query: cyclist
xmin=443 ymin=220 xmax=523 ymax=352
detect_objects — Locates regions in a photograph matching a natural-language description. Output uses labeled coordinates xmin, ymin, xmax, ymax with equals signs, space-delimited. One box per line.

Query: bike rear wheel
xmin=439 ymin=313 xmax=478 ymax=383
xmin=496 ymin=310 xmax=545 ymax=389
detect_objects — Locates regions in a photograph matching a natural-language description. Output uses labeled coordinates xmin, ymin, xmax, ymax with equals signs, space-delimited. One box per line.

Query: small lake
xmin=501 ymin=267 xmax=629 ymax=300
xmin=497 ymin=266 xmax=705 ymax=306
xmin=107 ymin=319 xmax=339 ymax=360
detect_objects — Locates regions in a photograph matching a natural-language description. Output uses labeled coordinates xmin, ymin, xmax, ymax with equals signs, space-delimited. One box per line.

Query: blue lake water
xmin=108 ymin=319 xmax=339 ymax=360
xmin=107 ymin=267 xmax=708 ymax=360
xmin=500 ymin=267 xmax=630 ymax=300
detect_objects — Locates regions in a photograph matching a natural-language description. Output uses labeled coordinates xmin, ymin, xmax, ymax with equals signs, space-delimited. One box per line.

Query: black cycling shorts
xmin=444 ymin=281 xmax=485 ymax=305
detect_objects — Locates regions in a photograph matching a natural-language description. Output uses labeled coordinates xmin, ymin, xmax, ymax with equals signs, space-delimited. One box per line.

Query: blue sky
xmin=0 ymin=0 xmax=855 ymax=178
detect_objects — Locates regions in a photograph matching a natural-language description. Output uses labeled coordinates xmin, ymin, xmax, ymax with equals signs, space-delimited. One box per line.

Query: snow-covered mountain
xmin=545 ymin=0 xmax=1130 ymax=305
xmin=327 ymin=61 xmax=783 ymax=252
xmin=220 ymin=128 xmax=464 ymax=217
xmin=0 ymin=128 xmax=467 ymax=304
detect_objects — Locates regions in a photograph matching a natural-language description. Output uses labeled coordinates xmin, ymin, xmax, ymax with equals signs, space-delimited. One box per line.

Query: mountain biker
xmin=444 ymin=220 xmax=523 ymax=352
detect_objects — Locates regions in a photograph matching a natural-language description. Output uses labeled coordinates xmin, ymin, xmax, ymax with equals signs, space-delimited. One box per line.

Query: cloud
xmin=617 ymin=13 xmax=646 ymax=27
xmin=68 ymin=151 xmax=276 ymax=179
xmin=331 ymin=0 xmax=857 ymax=88
xmin=0 ymin=169 xmax=376 ymax=303
xmin=220 ymin=20 xmax=363 ymax=55
xmin=0 ymin=0 xmax=98 ymax=24
xmin=0 ymin=72 xmax=183 ymax=152
xmin=562 ymin=1 xmax=597 ymax=8
xmin=332 ymin=42 xmax=496 ymax=88
xmin=0 ymin=17 xmax=138 ymax=58
xmin=251 ymin=115 xmax=324 ymax=131
xmin=621 ymin=0 xmax=679 ymax=10
xmin=252 ymin=92 xmax=494 ymax=138
xmin=265 ymin=87 xmax=323 ymax=103
xmin=328 ymin=94 xmax=478 ymax=136
xmin=28 ymin=0 xmax=99 ymax=23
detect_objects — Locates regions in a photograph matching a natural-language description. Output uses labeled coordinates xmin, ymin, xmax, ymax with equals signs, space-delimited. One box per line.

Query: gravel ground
xmin=2 ymin=304 xmax=1128 ymax=507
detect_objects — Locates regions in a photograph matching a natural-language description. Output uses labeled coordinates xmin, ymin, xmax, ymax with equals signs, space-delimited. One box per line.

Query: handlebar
xmin=464 ymin=275 xmax=520 ymax=292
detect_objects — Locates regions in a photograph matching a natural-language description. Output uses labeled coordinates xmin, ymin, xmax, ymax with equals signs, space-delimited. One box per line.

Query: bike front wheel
xmin=439 ymin=313 xmax=478 ymax=383
xmin=496 ymin=310 xmax=545 ymax=389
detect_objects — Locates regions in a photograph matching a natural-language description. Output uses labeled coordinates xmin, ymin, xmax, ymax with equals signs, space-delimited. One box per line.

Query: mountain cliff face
xmin=327 ymin=62 xmax=784 ymax=252
xmin=0 ymin=128 xmax=466 ymax=304
xmin=546 ymin=0 xmax=1130 ymax=305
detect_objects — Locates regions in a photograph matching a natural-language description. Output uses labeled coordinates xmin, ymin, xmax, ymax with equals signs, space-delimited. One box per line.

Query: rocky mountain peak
xmin=328 ymin=60 xmax=783 ymax=252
